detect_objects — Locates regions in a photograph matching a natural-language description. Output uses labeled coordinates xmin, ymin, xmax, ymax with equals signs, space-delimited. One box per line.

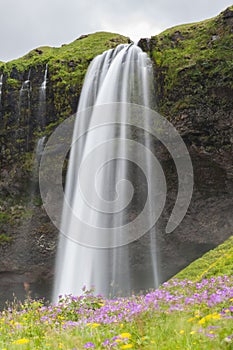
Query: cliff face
xmin=0 ymin=9 xmax=232 ymax=301
xmin=138 ymin=6 xmax=233 ymax=170
xmin=138 ymin=6 xmax=233 ymax=282
xmin=0 ymin=32 xmax=130 ymax=167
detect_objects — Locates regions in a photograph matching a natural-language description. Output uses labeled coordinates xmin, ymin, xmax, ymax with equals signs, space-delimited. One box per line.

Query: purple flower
xmin=205 ymin=333 xmax=216 ymax=338
xmin=84 ymin=342 xmax=95 ymax=348
xmin=102 ymin=339 xmax=110 ymax=346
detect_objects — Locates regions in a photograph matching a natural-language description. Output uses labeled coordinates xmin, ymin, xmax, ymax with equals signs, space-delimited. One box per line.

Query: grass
xmin=149 ymin=6 xmax=233 ymax=115
xmin=0 ymin=237 xmax=232 ymax=349
xmin=0 ymin=32 xmax=129 ymax=86
xmin=175 ymin=236 xmax=233 ymax=281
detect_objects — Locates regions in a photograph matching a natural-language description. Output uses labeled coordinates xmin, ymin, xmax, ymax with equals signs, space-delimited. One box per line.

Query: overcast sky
xmin=0 ymin=0 xmax=232 ymax=62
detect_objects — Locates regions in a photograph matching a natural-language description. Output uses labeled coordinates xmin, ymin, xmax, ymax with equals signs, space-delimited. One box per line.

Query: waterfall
xmin=30 ymin=136 xmax=46 ymax=204
xmin=38 ymin=64 xmax=48 ymax=128
xmin=36 ymin=136 xmax=46 ymax=161
xmin=19 ymin=70 xmax=31 ymax=111
xmin=18 ymin=70 xmax=31 ymax=150
xmin=53 ymin=44 xmax=159 ymax=301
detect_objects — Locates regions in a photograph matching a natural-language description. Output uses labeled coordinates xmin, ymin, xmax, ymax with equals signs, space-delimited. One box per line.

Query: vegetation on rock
xmin=0 ymin=238 xmax=232 ymax=349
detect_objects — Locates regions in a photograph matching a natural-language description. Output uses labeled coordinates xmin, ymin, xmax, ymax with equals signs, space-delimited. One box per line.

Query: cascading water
xmin=53 ymin=44 xmax=159 ymax=301
xmin=19 ymin=70 xmax=31 ymax=150
xmin=30 ymin=136 xmax=46 ymax=200
xmin=38 ymin=64 xmax=48 ymax=128
xmin=19 ymin=70 xmax=31 ymax=115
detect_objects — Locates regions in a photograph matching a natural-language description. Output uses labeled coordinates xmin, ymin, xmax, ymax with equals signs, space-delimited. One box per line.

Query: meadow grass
xmin=0 ymin=236 xmax=232 ymax=349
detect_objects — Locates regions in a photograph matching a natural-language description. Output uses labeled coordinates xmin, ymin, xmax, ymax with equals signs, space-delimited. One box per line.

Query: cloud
xmin=0 ymin=0 xmax=232 ymax=61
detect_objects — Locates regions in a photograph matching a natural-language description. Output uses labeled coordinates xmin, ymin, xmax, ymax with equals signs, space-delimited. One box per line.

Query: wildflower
xmin=102 ymin=339 xmax=110 ymax=346
xmin=120 ymin=333 xmax=131 ymax=339
xmin=84 ymin=342 xmax=95 ymax=348
xmin=91 ymin=323 xmax=100 ymax=328
xmin=12 ymin=338 xmax=30 ymax=344
xmin=121 ymin=345 xmax=133 ymax=349
xmin=205 ymin=333 xmax=216 ymax=338
xmin=179 ymin=330 xmax=185 ymax=334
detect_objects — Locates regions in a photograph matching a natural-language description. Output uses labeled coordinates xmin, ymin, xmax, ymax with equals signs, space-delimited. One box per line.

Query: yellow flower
xmin=179 ymin=330 xmax=185 ymax=334
xmin=121 ymin=345 xmax=133 ymax=349
xmin=188 ymin=317 xmax=195 ymax=322
xmin=120 ymin=333 xmax=132 ymax=339
xmin=12 ymin=338 xmax=30 ymax=345
xmin=91 ymin=323 xmax=100 ymax=328
xmin=198 ymin=318 xmax=206 ymax=324
xmin=98 ymin=303 xmax=105 ymax=307
xmin=199 ymin=312 xmax=221 ymax=324
xmin=190 ymin=331 xmax=196 ymax=335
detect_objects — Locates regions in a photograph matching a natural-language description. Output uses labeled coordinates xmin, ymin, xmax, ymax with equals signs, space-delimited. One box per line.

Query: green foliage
xmin=0 ymin=233 xmax=12 ymax=244
xmin=3 ymin=32 xmax=129 ymax=81
xmin=0 ymin=212 xmax=11 ymax=223
xmin=175 ymin=236 xmax=233 ymax=281
xmin=150 ymin=7 xmax=233 ymax=114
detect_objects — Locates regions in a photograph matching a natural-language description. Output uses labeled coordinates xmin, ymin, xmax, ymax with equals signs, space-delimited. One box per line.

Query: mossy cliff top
xmin=139 ymin=6 xmax=233 ymax=113
xmin=0 ymin=32 xmax=130 ymax=88
xmin=0 ymin=32 xmax=129 ymax=169
xmin=139 ymin=6 xmax=233 ymax=158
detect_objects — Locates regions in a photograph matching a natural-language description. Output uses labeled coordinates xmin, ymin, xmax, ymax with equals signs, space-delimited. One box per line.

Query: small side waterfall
xmin=36 ymin=136 xmax=46 ymax=161
xmin=53 ymin=44 xmax=159 ymax=301
xmin=30 ymin=136 xmax=46 ymax=204
xmin=18 ymin=70 xmax=31 ymax=150
xmin=38 ymin=64 xmax=48 ymax=128
xmin=19 ymin=69 xmax=31 ymax=115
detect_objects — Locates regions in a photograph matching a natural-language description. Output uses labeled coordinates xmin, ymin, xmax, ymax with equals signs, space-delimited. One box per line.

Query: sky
xmin=0 ymin=0 xmax=232 ymax=62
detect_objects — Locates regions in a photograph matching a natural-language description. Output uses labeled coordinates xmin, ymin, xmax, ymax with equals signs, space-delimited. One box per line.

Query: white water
xmin=53 ymin=44 xmax=159 ymax=300
xmin=36 ymin=136 xmax=46 ymax=160
xmin=38 ymin=64 xmax=48 ymax=128
xmin=30 ymin=136 xmax=46 ymax=201
xmin=19 ymin=69 xmax=31 ymax=116
xmin=18 ymin=70 xmax=31 ymax=150
xmin=41 ymin=64 xmax=48 ymax=91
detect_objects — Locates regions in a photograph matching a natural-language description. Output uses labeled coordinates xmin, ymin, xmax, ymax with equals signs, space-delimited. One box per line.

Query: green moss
xmin=0 ymin=212 xmax=11 ymax=223
xmin=150 ymin=7 xmax=233 ymax=114
xmin=4 ymin=32 xmax=129 ymax=78
xmin=6 ymin=78 xmax=21 ymax=88
xmin=0 ymin=233 xmax=12 ymax=245
xmin=175 ymin=236 xmax=233 ymax=281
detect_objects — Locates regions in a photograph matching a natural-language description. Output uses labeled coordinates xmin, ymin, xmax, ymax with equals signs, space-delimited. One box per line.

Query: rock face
xmin=138 ymin=6 xmax=233 ymax=282
xmin=0 ymin=8 xmax=232 ymax=302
